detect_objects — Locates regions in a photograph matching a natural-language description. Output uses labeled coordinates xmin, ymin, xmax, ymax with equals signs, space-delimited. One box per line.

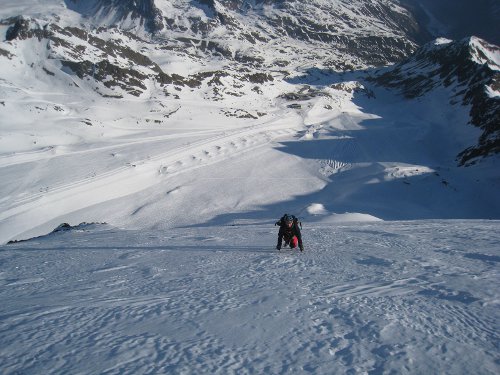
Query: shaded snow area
xmin=1 ymin=221 xmax=498 ymax=374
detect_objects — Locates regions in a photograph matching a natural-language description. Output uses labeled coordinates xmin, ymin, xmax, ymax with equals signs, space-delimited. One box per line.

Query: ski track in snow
xmin=1 ymin=221 xmax=498 ymax=374
xmin=0 ymin=118 xmax=297 ymax=243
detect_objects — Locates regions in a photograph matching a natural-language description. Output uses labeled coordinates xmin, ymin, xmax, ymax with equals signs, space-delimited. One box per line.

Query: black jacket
xmin=276 ymin=218 xmax=303 ymax=249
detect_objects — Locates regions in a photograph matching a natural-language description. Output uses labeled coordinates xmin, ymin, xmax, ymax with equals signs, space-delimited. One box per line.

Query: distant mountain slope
xmin=372 ymin=37 xmax=500 ymax=165
xmin=66 ymin=0 xmax=164 ymax=33
xmin=0 ymin=0 xmax=429 ymax=103
xmin=61 ymin=0 xmax=424 ymax=69
xmin=1 ymin=1 xmax=498 ymax=164
xmin=1 ymin=1 xmax=499 ymax=161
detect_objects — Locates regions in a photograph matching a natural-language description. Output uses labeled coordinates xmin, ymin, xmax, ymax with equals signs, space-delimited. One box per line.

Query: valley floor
xmin=1 ymin=220 xmax=498 ymax=374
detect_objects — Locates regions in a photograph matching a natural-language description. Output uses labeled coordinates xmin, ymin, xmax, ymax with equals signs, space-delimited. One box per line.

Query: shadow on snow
xmin=194 ymin=67 xmax=498 ymax=225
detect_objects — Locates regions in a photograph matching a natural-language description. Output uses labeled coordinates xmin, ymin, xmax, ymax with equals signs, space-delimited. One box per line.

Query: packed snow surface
xmin=1 ymin=220 xmax=498 ymax=374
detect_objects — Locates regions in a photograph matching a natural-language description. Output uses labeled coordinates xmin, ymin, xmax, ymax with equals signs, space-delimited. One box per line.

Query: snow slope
xmin=1 ymin=76 xmax=499 ymax=244
xmin=1 ymin=220 xmax=498 ymax=374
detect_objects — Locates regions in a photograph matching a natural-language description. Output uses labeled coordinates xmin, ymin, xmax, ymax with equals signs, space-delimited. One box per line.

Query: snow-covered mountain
xmin=1 ymin=2 xmax=500 ymax=374
xmin=63 ymin=0 xmax=423 ymax=67
xmin=1 ymin=0 xmax=498 ymax=155
xmin=0 ymin=0 xmax=499 ymax=244
xmin=1 ymin=0 xmax=424 ymax=103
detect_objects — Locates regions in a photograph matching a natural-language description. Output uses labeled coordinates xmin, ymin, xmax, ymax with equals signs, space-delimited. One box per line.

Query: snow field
xmin=1 ymin=220 xmax=498 ymax=374
xmin=0 ymin=103 xmax=304 ymax=243
xmin=2 ymin=83 xmax=499 ymax=243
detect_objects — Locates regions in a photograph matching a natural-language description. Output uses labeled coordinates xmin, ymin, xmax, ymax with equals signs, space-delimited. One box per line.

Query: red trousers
xmin=288 ymin=236 xmax=299 ymax=248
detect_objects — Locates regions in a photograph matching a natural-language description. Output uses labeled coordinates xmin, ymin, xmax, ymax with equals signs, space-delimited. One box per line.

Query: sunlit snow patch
xmin=306 ymin=203 xmax=328 ymax=215
xmin=486 ymin=85 xmax=500 ymax=98
xmin=304 ymin=203 xmax=382 ymax=222
xmin=384 ymin=165 xmax=435 ymax=181
xmin=434 ymin=38 xmax=453 ymax=45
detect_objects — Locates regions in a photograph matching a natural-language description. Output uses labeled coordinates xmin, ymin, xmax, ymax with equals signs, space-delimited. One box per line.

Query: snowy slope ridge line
xmin=1 ymin=221 xmax=499 ymax=374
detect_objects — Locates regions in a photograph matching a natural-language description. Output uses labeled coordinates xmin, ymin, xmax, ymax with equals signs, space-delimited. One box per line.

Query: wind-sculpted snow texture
xmin=1 ymin=221 xmax=499 ymax=374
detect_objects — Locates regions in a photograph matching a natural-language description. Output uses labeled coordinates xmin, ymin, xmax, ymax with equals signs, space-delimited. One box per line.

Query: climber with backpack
xmin=275 ymin=214 xmax=304 ymax=251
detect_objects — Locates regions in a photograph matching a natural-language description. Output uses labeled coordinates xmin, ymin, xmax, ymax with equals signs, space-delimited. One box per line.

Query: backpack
xmin=275 ymin=214 xmax=302 ymax=229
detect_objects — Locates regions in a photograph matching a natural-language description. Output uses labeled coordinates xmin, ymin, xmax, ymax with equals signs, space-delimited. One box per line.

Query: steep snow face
xmin=1 ymin=221 xmax=499 ymax=374
xmin=469 ymin=37 xmax=500 ymax=69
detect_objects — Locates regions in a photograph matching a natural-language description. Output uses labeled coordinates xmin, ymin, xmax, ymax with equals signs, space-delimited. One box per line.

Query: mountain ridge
xmin=371 ymin=36 xmax=500 ymax=165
